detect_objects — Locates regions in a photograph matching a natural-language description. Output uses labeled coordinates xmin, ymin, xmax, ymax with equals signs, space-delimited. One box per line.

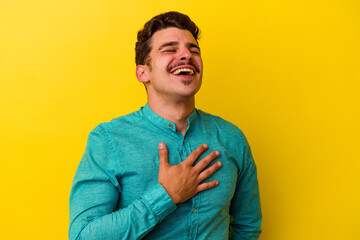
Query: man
xmin=69 ymin=11 xmax=262 ymax=240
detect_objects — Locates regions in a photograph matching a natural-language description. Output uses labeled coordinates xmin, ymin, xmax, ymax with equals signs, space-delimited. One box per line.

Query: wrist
xmin=159 ymin=182 xmax=179 ymax=204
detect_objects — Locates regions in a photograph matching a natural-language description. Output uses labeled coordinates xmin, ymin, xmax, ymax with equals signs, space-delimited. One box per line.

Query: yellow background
xmin=1 ymin=0 xmax=359 ymax=239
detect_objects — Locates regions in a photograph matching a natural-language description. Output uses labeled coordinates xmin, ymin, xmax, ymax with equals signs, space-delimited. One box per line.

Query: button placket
xmin=189 ymin=205 xmax=199 ymax=239
xmin=189 ymin=192 xmax=200 ymax=239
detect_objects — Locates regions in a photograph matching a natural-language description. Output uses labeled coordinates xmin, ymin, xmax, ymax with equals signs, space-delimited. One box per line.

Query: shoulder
xmin=196 ymin=109 xmax=248 ymax=143
xmin=85 ymin=108 xmax=145 ymax=145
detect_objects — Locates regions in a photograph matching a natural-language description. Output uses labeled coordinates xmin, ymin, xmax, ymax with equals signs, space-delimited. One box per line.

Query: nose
xmin=179 ymin=47 xmax=192 ymax=61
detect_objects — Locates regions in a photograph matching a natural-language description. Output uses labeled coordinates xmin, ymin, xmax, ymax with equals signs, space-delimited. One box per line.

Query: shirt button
xmin=192 ymin=208 xmax=196 ymax=213
xmin=168 ymin=124 xmax=172 ymax=128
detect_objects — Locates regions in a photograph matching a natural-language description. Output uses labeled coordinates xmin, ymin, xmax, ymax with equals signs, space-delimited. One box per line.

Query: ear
xmin=136 ymin=65 xmax=150 ymax=83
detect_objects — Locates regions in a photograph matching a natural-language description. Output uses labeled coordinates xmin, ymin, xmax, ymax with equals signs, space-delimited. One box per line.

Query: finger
xmin=158 ymin=142 xmax=169 ymax=168
xmin=195 ymin=180 xmax=219 ymax=194
xmin=193 ymin=151 xmax=220 ymax=173
xmin=198 ymin=161 xmax=222 ymax=183
xmin=184 ymin=144 xmax=208 ymax=166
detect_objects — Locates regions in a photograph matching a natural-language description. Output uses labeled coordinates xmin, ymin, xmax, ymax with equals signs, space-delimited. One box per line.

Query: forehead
xmin=150 ymin=27 xmax=198 ymax=49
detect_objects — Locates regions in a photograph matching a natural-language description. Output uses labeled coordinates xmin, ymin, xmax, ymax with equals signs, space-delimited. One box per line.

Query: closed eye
xmin=189 ymin=47 xmax=200 ymax=54
xmin=163 ymin=49 xmax=176 ymax=53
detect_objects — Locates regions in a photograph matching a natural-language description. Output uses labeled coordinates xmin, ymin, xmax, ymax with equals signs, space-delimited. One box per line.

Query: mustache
xmin=167 ymin=61 xmax=200 ymax=73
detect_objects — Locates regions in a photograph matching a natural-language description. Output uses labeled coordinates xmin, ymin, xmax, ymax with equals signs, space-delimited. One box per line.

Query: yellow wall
xmin=1 ymin=0 xmax=359 ymax=239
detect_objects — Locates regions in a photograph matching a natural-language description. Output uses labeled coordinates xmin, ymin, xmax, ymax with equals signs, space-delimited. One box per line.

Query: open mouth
xmin=171 ymin=68 xmax=195 ymax=76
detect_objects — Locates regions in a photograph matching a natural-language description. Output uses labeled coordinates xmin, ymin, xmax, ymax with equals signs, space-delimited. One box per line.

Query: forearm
xmin=69 ymin=184 xmax=176 ymax=240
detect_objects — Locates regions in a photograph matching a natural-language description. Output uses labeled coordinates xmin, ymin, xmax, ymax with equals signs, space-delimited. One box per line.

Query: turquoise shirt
xmin=69 ymin=104 xmax=262 ymax=239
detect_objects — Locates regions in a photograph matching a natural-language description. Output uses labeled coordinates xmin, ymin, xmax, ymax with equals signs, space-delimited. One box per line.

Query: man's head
xmin=135 ymin=12 xmax=203 ymax=102
xmin=135 ymin=11 xmax=200 ymax=67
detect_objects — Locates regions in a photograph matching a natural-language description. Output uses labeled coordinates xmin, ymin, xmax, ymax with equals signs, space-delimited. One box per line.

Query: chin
xmin=180 ymin=87 xmax=201 ymax=98
xmin=180 ymin=79 xmax=193 ymax=86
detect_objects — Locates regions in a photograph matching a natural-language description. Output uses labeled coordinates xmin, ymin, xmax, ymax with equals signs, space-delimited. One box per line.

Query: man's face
xmin=144 ymin=27 xmax=203 ymax=102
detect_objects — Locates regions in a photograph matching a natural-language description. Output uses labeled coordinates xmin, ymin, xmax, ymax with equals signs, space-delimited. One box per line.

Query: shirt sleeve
xmin=229 ymin=132 xmax=262 ymax=240
xmin=69 ymin=125 xmax=176 ymax=240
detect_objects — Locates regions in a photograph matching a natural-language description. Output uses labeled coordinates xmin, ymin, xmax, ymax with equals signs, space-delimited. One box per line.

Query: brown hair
xmin=135 ymin=11 xmax=200 ymax=66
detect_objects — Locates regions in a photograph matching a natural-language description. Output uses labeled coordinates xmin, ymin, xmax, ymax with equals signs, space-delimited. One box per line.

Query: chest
xmin=113 ymin=134 xmax=241 ymax=210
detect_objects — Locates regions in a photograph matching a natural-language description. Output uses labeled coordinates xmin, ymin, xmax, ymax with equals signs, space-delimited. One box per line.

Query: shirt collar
xmin=141 ymin=103 xmax=197 ymax=133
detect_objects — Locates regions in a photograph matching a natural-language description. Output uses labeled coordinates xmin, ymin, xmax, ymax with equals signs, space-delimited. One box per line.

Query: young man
xmin=69 ymin=11 xmax=262 ymax=240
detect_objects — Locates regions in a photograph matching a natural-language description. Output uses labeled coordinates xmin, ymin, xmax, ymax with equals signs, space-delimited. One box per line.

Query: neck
xmin=148 ymin=95 xmax=195 ymax=136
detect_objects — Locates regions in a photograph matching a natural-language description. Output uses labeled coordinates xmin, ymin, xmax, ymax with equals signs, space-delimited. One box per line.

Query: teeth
xmin=172 ymin=68 xmax=194 ymax=75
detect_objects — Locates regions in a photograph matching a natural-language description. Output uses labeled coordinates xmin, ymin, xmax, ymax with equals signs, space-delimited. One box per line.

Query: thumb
xmin=158 ymin=142 xmax=169 ymax=168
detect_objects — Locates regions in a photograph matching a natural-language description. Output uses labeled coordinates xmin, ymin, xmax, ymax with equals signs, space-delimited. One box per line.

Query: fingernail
xmin=203 ymin=144 xmax=208 ymax=149
xmin=215 ymin=151 xmax=220 ymax=156
xmin=217 ymin=161 xmax=222 ymax=167
xmin=159 ymin=143 xmax=165 ymax=149
xmin=216 ymin=181 xmax=219 ymax=186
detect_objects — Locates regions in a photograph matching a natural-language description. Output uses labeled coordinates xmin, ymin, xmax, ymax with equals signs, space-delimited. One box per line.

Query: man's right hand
xmin=158 ymin=142 xmax=222 ymax=204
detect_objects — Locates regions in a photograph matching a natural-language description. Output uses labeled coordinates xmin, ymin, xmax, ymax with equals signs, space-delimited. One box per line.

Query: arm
xmin=69 ymin=126 xmax=176 ymax=240
xmin=229 ymin=134 xmax=262 ymax=240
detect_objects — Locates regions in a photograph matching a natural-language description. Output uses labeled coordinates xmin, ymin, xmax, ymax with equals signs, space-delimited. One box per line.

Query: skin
xmin=136 ymin=27 xmax=221 ymax=204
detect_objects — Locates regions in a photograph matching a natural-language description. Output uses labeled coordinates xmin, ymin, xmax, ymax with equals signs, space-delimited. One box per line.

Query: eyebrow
xmin=158 ymin=41 xmax=201 ymax=51
xmin=158 ymin=41 xmax=178 ymax=50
